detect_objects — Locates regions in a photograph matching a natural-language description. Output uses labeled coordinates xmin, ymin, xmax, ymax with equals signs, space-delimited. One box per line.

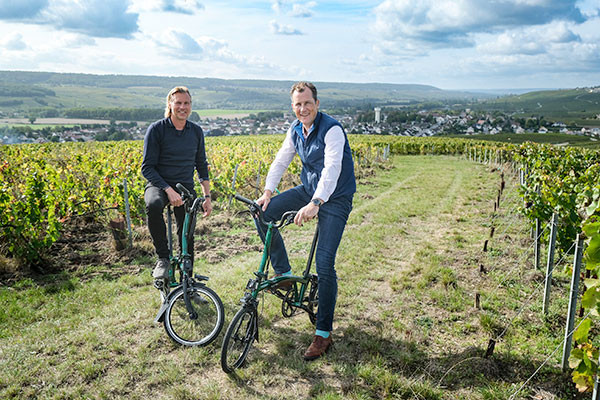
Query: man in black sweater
xmin=141 ymin=86 xmax=212 ymax=280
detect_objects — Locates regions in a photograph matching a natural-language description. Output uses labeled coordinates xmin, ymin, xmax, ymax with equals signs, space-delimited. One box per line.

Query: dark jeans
xmin=144 ymin=183 xmax=195 ymax=259
xmin=256 ymin=185 xmax=353 ymax=332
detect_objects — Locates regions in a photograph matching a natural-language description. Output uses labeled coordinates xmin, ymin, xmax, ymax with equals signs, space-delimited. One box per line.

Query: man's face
xmin=169 ymin=92 xmax=192 ymax=123
xmin=291 ymin=89 xmax=319 ymax=128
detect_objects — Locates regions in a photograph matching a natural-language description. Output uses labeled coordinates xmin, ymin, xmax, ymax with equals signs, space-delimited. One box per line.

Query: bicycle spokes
xmin=221 ymin=307 xmax=257 ymax=373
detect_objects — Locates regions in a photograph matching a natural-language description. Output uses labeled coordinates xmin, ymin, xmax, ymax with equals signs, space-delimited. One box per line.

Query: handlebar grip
xmin=234 ymin=194 xmax=255 ymax=206
xmin=234 ymin=193 xmax=268 ymax=225
xmin=176 ymin=183 xmax=192 ymax=198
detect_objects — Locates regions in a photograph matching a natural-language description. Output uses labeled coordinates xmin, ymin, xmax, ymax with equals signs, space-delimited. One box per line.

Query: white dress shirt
xmin=265 ymin=124 xmax=345 ymax=203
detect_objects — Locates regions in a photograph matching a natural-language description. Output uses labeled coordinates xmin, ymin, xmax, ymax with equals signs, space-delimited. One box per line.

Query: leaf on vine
xmin=573 ymin=371 xmax=593 ymax=393
xmin=586 ymin=279 xmax=600 ymax=289
xmin=569 ymin=348 xmax=584 ymax=368
xmin=583 ymin=222 xmax=600 ymax=238
xmin=574 ymin=318 xmax=592 ymax=343
xmin=581 ymin=288 xmax=599 ymax=310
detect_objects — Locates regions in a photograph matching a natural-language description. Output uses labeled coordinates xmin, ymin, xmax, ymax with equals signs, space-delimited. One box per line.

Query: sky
xmin=0 ymin=0 xmax=598 ymax=90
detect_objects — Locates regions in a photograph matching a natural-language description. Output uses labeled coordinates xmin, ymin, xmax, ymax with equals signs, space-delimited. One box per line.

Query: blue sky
xmin=0 ymin=0 xmax=598 ymax=90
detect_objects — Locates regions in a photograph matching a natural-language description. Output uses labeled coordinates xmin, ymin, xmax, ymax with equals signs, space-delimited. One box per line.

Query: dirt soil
xmin=0 ymin=207 xmax=257 ymax=283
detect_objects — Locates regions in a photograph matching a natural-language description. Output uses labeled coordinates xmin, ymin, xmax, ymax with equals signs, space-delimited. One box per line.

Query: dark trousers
xmin=144 ymin=184 xmax=195 ymax=259
xmin=256 ymin=185 xmax=353 ymax=332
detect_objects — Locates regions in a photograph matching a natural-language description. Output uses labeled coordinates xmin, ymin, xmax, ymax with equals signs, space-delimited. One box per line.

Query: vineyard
xmin=0 ymin=135 xmax=494 ymax=266
xmin=1 ymin=134 xmax=600 ymax=392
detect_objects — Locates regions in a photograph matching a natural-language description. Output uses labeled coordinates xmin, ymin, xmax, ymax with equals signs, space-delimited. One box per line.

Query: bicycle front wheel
xmin=164 ymin=284 xmax=224 ymax=346
xmin=221 ymin=306 xmax=257 ymax=373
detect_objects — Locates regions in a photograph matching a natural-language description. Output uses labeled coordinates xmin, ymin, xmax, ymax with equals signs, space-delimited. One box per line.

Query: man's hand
xmin=256 ymin=190 xmax=273 ymax=211
xmin=165 ymin=187 xmax=183 ymax=207
xmin=202 ymin=197 xmax=213 ymax=217
xmin=294 ymin=202 xmax=319 ymax=226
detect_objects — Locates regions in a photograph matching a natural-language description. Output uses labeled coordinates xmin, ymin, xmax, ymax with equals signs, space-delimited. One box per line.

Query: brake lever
xmin=280 ymin=211 xmax=298 ymax=228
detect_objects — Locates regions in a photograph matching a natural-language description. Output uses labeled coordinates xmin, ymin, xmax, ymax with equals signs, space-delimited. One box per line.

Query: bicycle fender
xmin=154 ymin=286 xmax=183 ymax=323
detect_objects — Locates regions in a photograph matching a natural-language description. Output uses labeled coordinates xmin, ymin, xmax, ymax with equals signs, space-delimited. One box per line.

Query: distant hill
xmin=0 ymin=70 xmax=489 ymax=114
xmin=1 ymin=71 xmax=598 ymax=125
xmin=471 ymin=87 xmax=600 ymax=124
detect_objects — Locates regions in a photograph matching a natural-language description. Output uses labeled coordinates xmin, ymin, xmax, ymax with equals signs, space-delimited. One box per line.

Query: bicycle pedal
xmin=153 ymin=279 xmax=165 ymax=290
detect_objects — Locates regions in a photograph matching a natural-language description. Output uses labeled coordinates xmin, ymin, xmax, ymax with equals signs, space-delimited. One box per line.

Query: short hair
xmin=290 ymin=81 xmax=317 ymax=102
xmin=164 ymin=86 xmax=192 ymax=118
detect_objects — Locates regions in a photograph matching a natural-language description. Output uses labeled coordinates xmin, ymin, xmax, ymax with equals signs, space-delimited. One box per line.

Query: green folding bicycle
xmin=153 ymin=183 xmax=224 ymax=346
xmin=221 ymin=194 xmax=319 ymax=373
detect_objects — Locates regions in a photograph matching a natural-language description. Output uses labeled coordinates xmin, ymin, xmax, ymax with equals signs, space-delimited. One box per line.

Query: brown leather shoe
xmin=303 ymin=335 xmax=332 ymax=360
xmin=271 ymin=273 xmax=292 ymax=290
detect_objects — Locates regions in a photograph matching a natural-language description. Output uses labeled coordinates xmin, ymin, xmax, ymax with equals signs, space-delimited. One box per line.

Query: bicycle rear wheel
xmin=221 ymin=306 xmax=257 ymax=373
xmin=164 ymin=284 xmax=224 ymax=346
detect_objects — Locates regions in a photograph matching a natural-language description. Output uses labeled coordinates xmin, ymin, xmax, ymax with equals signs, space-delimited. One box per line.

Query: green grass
xmin=0 ymin=155 xmax=584 ymax=399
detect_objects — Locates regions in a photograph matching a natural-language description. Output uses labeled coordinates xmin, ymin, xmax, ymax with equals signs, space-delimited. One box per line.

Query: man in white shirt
xmin=256 ymin=81 xmax=356 ymax=360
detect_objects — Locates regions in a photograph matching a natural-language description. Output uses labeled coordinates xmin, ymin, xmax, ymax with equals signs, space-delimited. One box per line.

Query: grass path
xmin=0 ymin=155 xmax=582 ymax=399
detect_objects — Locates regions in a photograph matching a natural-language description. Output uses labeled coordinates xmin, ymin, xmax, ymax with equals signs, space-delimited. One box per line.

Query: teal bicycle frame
xmin=221 ymin=194 xmax=319 ymax=373
xmin=235 ymin=194 xmax=319 ymax=321
xmin=165 ymin=198 xmax=196 ymax=288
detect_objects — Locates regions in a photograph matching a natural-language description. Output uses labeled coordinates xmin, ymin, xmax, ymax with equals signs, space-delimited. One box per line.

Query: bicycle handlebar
xmin=176 ymin=183 xmax=204 ymax=213
xmin=234 ymin=194 xmax=297 ymax=229
xmin=176 ymin=183 xmax=192 ymax=199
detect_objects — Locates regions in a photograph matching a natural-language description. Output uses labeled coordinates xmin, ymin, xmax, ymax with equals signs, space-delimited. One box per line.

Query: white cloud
xmin=150 ymin=30 xmax=291 ymax=76
xmin=195 ymin=36 xmax=288 ymax=74
xmin=271 ymin=0 xmax=283 ymax=14
xmin=477 ymin=21 xmax=581 ymax=55
xmin=0 ymin=0 xmax=141 ymax=38
xmin=372 ymin=0 xmax=586 ymax=52
xmin=290 ymin=2 xmax=317 ymax=18
xmin=0 ymin=0 xmax=597 ymax=89
xmin=130 ymin=0 xmax=204 ymax=14
xmin=269 ymin=20 xmax=302 ymax=35
xmin=0 ymin=0 xmax=48 ymax=20
xmin=153 ymin=29 xmax=203 ymax=55
xmin=57 ymin=33 xmax=97 ymax=48
xmin=1 ymin=33 xmax=27 ymax=50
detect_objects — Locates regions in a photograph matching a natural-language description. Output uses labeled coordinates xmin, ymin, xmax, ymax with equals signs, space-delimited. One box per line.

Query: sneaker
xmin=152 ymin=258 xmax=170 ymax=279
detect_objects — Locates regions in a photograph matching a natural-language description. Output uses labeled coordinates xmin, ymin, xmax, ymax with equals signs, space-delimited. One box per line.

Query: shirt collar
xmin=293 ymin=112 xmax=320 ymax=142
xmin=167 ymin=117 xmax=189 ymax=134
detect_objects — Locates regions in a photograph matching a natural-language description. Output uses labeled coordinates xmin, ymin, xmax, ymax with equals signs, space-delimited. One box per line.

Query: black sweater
xmin=141 ymin=117 xmax=209 ymax=190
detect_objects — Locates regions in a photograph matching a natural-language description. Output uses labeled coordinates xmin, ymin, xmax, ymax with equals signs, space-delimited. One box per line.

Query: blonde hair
xmin=164 ymin=86 xmax=192 ymax=118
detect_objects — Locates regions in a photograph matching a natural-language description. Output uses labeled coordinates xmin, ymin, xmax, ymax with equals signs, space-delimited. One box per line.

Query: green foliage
xmin=512 ymin=143 xmax=600 ymax=392
xmin=2 ymin=135 xmax=422 ymax=265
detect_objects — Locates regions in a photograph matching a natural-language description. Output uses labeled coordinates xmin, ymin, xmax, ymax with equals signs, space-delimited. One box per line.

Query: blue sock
xmin=280 ymin=270 xmax=292 ymax=276
xmin=315 ymin=329 xmax=330 ymax=338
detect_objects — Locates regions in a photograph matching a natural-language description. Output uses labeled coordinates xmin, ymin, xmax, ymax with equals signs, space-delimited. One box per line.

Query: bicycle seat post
xmin=303 ymin=225 xmax=319 ymax=277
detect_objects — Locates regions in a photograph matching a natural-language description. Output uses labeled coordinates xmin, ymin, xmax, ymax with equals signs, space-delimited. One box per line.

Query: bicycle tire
xmin=163 ymin=284 xmax=224 ymax=346
xmin=221 ymin=306 xmax=257 ymax=373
